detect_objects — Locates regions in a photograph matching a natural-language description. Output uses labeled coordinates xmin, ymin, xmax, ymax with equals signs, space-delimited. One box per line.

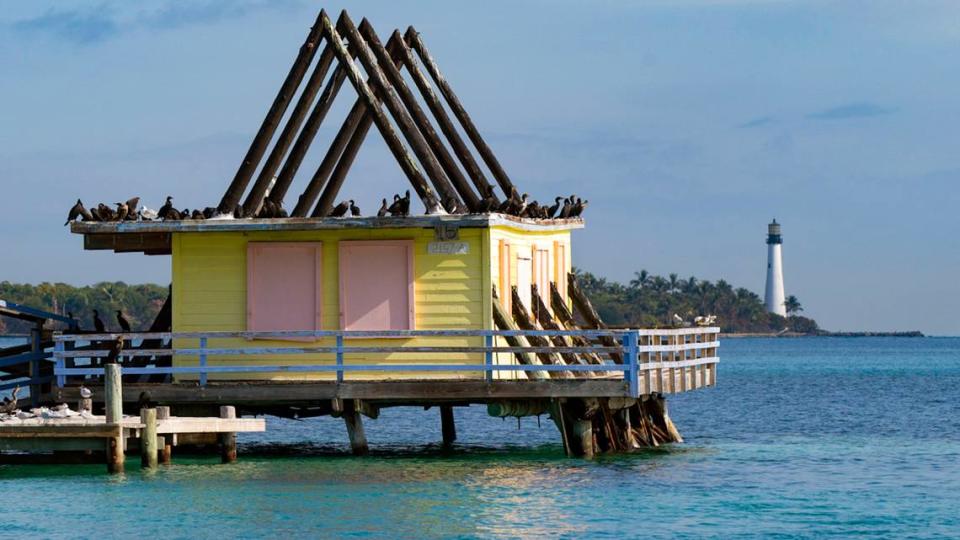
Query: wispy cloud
xmin=13 ymin=6 xmax=119 ymax=45
xmin=808 ymin=102 xmax=896 ymax=121
xmin=11 ymin=0 xmax=303 ymax=46
xmin=738 ymin=116 xmax=776 ymax=129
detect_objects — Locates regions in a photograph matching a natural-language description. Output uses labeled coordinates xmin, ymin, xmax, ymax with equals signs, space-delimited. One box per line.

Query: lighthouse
xmin=764 ymin=219 xmax=786 ymax=316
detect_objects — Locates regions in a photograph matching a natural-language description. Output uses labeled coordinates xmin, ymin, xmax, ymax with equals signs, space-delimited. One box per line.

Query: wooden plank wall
xmin=172 ymin=228 xmax=486 ymax=381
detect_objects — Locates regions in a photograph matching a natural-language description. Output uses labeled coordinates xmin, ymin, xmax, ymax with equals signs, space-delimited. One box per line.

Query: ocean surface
xmin=1 ymin=337 xmax=958 ymax=539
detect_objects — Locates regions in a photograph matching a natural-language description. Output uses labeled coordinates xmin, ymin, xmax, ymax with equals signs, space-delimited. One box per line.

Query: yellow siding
xmin=487 ymin=225 xmax=572 ymax=380
xmin=172 ymin=227 xmax=487 ymax=381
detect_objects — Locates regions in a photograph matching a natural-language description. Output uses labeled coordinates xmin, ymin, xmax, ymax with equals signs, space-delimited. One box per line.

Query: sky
xmin=1 ymin=0 xmax=958 ymax=335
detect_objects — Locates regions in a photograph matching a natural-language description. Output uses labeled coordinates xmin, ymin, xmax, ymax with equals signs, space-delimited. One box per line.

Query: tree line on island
xmin=573 ymin=269 xmax=818 ymax=334
xmin=0 ymin=272 xmax=817 ymax=335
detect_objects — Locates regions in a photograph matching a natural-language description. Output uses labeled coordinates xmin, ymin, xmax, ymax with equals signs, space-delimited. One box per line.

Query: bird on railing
xmin=116 ymin=310 xmax=132 ymax=333
xmin=105 ymin=336 xmax=124 ymax=364
xmin=92 ymin=309 xmax=106 ymax=333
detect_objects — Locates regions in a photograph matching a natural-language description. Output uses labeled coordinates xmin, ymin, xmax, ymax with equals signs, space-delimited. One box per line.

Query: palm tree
xmin=784 ymin=295 xmax=803 ymax=315
xmin=630 ymin=270 xmax=650 ymax=290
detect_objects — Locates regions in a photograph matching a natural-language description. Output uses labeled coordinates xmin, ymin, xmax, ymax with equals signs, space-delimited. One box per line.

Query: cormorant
xmin=377 ymin=198 xmax=389 ymax=217
xmin=0 ymin=387 xmax=20 ymax=414
xmin=105 ymin=336 xmax=125 ymax=364
xmin=349 ymin=201 xmax=361 ymax=216
xmin=202 ymin=207 xmax=217 ymax=219
xmin=92 ymin=309 xmax=106 ymax=333
xmin=115 ymin=201 xmax=129 ymax=222
xmin=330 ymin=200 xmax=350 ymax=217
xmin=125 ymin=197 xmax=141 ymax=216
xmin=191 ymin=209 xmax=205 ymax=220
xmin=158 ymin=196 xmax=174 ymax=220
xmin=398 ymin=190 xmax=411 ymax=216
xmin=387 ymin=194 xmax=403 ymax=216
xmin=64 ymin=199 xmax=94 ymax=225
xmin=96 ymin=203 xmax=115 ymax=221
xmin=137 ymin=391 xmax=155 ymax=410
xmin=558 ymin=198 xmax=572 ymax=219
xmin=571 ymin=198 xmax=588 ymax=217
xmin=546 ymin=197 xmax=563 ymax=219
xmin=116 ymin=310 xmax=131 ymax=332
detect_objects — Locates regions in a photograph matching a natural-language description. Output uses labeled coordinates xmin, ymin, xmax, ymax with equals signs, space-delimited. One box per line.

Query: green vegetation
xmin=1 ymin=271 xmax=818 ymax=335
xmin=0 ymin=281 xmax=168 ymax=334
xmin=574 ymin=269 xmax=819 ymax=334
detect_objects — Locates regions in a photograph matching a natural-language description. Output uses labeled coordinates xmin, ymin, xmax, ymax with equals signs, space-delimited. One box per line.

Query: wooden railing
xmin=52 ymin=328 xmax=719 ymax=398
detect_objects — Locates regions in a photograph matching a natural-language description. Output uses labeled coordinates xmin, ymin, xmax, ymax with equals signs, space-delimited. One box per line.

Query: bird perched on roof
xmin=116 ymin=310 xmax=131 ymax=332
xmin=92 ymin=309 xmax=106 ymax=333
xmin=443 ymin=195 xmax=466 ymax=215
xmin=126 ymin=197 xmax=140 ymax=221
xmin=330 ymin=200 xmax=350 ymax=217
xmin=191 ymin=209 xmax=205 ymax=220
xmin=377 ymin=198 xmax=389 ymax=217
xmin=115 ymin=201 xmax=129 ymax=222
xmin=202 ymin=207 xmax=218 ymax=219
xmin=349 ymin=201 xmax=361 ymax=216
xmin=476 ymin=185 xmax=498 ymax=213
xmin=64 ymin=199 xmax=94 ymax=225
xmin=139 ymin=206 xmax=159 ymax=221
xmin=546 ymin=197 xmax=563 ymax=219
xmin=558 ymin=198 xmax=573 ymax=219
xmin=399 ymin=190 xmax=411 ymax=216
xmin=387 ymin=194 xmax=403 ymax=217
xmin=498 ymin=188 xmax=520 ymax=214
xmin=158 ymin=196 xmax=174 ymax=220
xmin=95 ymin=203 xmax=116 ymax=222
xmin=570 ymin=198 xmax=588 ymax=218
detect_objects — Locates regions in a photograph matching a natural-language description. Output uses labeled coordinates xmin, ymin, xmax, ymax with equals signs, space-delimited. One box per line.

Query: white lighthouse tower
xmin=764 ymin=219 xmax=786 ymax=317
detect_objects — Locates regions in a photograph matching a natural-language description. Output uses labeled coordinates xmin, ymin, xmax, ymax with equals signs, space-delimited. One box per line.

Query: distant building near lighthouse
xmin=764 ymin=219 xmax=786 ymax=317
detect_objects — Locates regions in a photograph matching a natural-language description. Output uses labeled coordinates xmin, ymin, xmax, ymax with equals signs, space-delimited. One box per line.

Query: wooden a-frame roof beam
xmin=268 ymin=59 xmax=350 ymax=209
xmin=242 ymin=41 xmax=337 ymax=217
xmin=311 ymin=34 xmax=406 ymax=217
xmin=217 ymin=9 xmax=326 ymax=214
xmin=292 ymin=36 xmax=401 ymax=218
xmin=318 ymin=10 xmax=443 ymax=212
xmin=358 ymin=19 xmax=480 ymax=212
xmin=390 ymin=29 xmax=499 ymax=205
xmin=405 ymin=26 xmax=518 ymax=199
xmin=334 ymin=12 xmax=460 ymax=211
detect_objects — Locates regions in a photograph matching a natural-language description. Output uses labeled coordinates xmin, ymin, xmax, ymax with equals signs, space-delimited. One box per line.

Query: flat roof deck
xmin=70 ymin=214 xmax=584 ymax=255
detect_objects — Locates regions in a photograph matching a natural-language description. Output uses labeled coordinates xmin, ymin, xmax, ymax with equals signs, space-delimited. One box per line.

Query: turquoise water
xmin=2 ymin=337 xmax=959 ymax=538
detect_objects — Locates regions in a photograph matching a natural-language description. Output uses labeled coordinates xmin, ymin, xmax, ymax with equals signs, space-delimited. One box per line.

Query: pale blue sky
xmin=1 ymin=1 xmax=958 ymax=334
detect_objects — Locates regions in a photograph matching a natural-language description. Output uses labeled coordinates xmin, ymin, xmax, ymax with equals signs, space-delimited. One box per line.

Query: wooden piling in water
xmin=219 ymin=405 xmax=237 ymax=463
xmin=140 ymin=408 xmax=158 ymax=469
xmin=342 ymin=400 xmax=368 ymax=455
xmin=440 ymin=405 xmax=456 ymax=448
xmin=157 ymin=406 xmax=172 ymax=465
xmin=104 ymin=364 xmax=124 ymax=474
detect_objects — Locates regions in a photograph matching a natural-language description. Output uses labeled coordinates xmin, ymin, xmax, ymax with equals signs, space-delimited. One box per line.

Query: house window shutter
xmin=247 ymin=243 xmax=322 ymax=334
xmin=339 ymin=240 xmax=414 ymax=331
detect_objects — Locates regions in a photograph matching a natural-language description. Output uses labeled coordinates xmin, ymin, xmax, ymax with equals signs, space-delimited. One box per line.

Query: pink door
xmin=339 ymin=240 xmax=414 ymax=331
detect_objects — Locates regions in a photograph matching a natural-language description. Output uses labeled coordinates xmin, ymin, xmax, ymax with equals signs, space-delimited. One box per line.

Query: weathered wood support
xmin=491 ymin=286 xmax=547 ymax=380
xmin=531 ymin=285 xmax=590 ymax=374
xmin=219 ymin=405 xmax=237 ymax=463
xmin=405 ymin=27 xmax=517 ymax=198
xmin=359 ymin=20 xmax=479 ymax=211
xmin=218 ymin=9 xmax=326 ymax=213
xmin=157 ymin=406 xmax=172 ymax=464
xmin=140 ymin=407 xmax=158 ymax=469
xmin=342 ymin=400 xmax=368 ymax=455
xmin=104 ymin=363 xmax=124 ymax=473
xmin=567 ymin=273 xmax=623 ymax=364
xmin=392 ymin=30 xmax=498 ymax=204
xmin=573 ymin=418 xmax=594 ymax=459
xmin=269 ymin=63 xmax=350 ymax=208
xmin=511 ymin=287 xmax=573 ymax=379
xmin=440 ymin=405 xmax=456 ymax=448
xmin=548 ymin=282 xmax=604 ymax=366
xmin=318 ymin=11 xmax=441 ymax=209
xmin=293 ymin=100 xmax=367 ymax=216
xmin=242 ymin=43 xmax=338 ymax=216
xmin=336 ymin=13 xmax=459 ymax=208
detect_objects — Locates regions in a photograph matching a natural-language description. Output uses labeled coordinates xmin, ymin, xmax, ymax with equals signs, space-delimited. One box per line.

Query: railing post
xmin=484 ymin=334 xmax=494 ymax=382
xmin=336 ymin=334 xmax=344 ymax=383
xmin=623 ymin=331 xmax=639 ymax=398
xmin=54 ymin=338 xmax=65 ymax=388
xmin=199 ymin=337 xmax=208 ymax=387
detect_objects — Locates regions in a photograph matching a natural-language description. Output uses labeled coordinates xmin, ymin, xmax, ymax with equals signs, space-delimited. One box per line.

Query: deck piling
xmin=157 ymin=406 xmax=172 ymax=464
xmin=219 ymin=405 xmax=237 ymax=463
xmin=104 ymin=364 xmax=124 ymax=473
xmin=140 ymin=408 xmax=158 ymax=469
xmin=343 ymin=400 xmax=368 ymax=455
xmin=440 ymin=405 xmax=456 ymax=448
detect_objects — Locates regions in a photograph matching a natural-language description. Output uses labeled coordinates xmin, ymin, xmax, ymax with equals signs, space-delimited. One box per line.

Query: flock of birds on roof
xmin=65 ymin=187 xmax=587 ymax=225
